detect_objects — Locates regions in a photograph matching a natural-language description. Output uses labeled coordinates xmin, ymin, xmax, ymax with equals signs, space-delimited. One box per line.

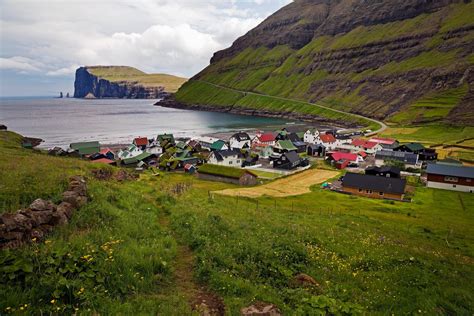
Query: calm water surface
xmin=0 ymin=97 xmax=292 ymax=148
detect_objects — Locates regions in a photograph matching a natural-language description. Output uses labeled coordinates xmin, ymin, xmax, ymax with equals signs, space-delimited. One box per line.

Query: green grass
xmin=1 ymin=131 xmax=474 ymax=314
xmin=376 ymin=50 xmax=461 ymax=74
xmin=198 ymin=164 xmax=256 ymax=179
xmin=87 ymin=66 xmax=187 ymax=92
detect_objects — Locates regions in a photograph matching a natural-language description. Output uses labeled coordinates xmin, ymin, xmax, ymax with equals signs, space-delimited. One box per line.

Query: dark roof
xmin=213 ymin=149 xmax=242 ymax=161
xmin=343 ymin=173 xmax=406 ymax=195
xmin=397 ymin=142 xmax=425 ymax=152
xmin=288 ymin=133 xmax=301 ymax=142
xmin=283 ymin=151 xmax=301 ymax=164
xmin=365 ymin=166 xmax=401 ymax=175
xmin=292 ymin=141 xmax=306 ymax=147
xmin=308 ymin=144 xmax=325 ymax=150
xmin=375 ymin=150 xmax=418 ymax=164
xmin=231 ymin=132 xmax=251 ymax=142
xmin=426 ymin=163 xmax=474 ymax=178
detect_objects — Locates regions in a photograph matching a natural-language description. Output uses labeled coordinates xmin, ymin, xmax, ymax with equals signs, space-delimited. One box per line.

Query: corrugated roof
xmin=343 ymin=173 xmax=406 ymax=195
xmin=133 ymin=137 xmax=148 ymax=147
xmin=320 ymin=134 xmax=336 ymax=143
xmin=70 ymin=141 xmax=100 ymax=150
xmin=427 ymin=163 xmax=474 ymax=178
xmin=375 ymin=150 xmax=418 ymax=164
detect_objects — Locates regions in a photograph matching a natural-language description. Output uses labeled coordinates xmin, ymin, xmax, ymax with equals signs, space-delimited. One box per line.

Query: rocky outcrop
xmin=0 ymin=176 xmax=87 ymax=249
xmin=240 ymin=302 xmax=282 ymax=316
xmin=74 ymin=67 xmax=168 ymax=99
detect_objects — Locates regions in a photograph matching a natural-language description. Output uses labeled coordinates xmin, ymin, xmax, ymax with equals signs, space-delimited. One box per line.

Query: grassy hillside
xmin=1 ymin=131 xmax=474 ymax=314
xmin=87 ymin=66 xmax=187 ymax=92
xmin=176 ymin=1 xmax=474 ymax=127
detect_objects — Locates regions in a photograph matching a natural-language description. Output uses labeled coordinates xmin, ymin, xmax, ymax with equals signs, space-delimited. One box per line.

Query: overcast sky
xmin=0 ymin=0 xmax=291 ymax=96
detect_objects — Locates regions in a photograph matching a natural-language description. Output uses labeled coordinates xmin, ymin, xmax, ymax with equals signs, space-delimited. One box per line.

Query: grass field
xmin=87 ymin=66 xmax=187 ymax=92
xmin=1 ymin=132 xmax=474 ymax=314
xmin=215 ymin=168 xmax=339 ymax=198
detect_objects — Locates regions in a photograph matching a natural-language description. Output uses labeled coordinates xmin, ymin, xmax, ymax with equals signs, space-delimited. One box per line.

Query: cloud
xmin=0 ymin=56 xmax=43 ymax=72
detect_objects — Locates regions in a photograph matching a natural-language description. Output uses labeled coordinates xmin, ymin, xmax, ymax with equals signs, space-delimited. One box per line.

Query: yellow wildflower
xmin=50 ymin=299 xmax=56 ymax=304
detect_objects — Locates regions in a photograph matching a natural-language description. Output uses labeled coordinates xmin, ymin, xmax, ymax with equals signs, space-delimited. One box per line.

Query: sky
xmin=0 ymin=0 xmax=291 ymax=97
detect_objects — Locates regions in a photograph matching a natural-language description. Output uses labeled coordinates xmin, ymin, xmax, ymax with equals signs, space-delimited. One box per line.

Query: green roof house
xmin=273 ymin=140 xmax=297 ymax=154
xmin=210 ymin=140 xmax=229 ymax=151
xmin=70 ymin=141 xmax=100 ymax=156
xmin=157 ymin=133 xmax=175 ymax=144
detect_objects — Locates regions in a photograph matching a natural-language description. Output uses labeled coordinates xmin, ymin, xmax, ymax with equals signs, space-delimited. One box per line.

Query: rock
xmin=0 ymin=124 xmax=7 ymax=131
xmin=1 ymin=231 xmax=25 ymax=241
xmin=29 ymin=199 xmax=56 ymax=212
xmin=68 ymin=176 xmax=87 ymax=196
xmin=115 ymin=169 xmax=138 ymax=182
xmin=30 ymin=228 xmax=45 ymax=240
xmin=92 ymin=168 xmax=113 ymax=180
xmin=290 ymin=273 xmax=321 ymax=288
xmin=62 ymin=191 xmax=87 ymax=208
xmin=0 ymin=213 xmax=33 ymax=231
xmin=240 ymin=302 xmax=282 ymax=316
xmin=23 ymin=210 xmax=55 ymax=226
xmin=57 ymin=202 xmax=74 ymax=219
xmin=1 ymin=240 xmax=23 ymax=250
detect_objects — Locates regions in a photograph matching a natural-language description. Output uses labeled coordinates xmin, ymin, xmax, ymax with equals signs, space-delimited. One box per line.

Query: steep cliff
xmin=173 ymin=0 xmax=474 ymax=126
xmin=74 ymin=66 xmax=187 ymax=99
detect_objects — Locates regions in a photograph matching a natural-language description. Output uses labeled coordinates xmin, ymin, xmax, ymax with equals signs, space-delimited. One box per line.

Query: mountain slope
xmin=74 ymin=66 xmax=187 ymax=99
xmin=173 ymin=0 xmax=474 ymax=126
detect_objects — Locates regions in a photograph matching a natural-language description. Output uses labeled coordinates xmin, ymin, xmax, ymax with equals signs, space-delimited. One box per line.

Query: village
xmin=42 ymin=125 xmax=474 ymax=201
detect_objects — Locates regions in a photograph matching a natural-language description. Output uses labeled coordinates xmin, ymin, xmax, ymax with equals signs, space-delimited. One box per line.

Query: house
xmin=292 ymin=141 xmax=307 ymax=153
xmin=328 ymin=152 xmax=364 ymax=164
xmin=167 ymin=156 xmax=200 ymax=170
xmin=133 ymin=137 xmax=148 ymax=150
xmin=176 ymin=141 xmax=187 ymax=151
xmin=351 ymin=139 xmax=381 ymax=154
xmin=341 ymin=173 xmax=407 ymax=201
xmin=253 ymin=144 xmax=274 ymax=159
xmin=368 ymin=137 xmax=399 ymax=150
xmin=252 ymin=132 xmax=276 ymax=147
xmin=208 ymin=149 xmax=244 ymax=167
xmin=365 ymin=166 xmax=401 ymax=178
xmin=187 ymin=140 xmax=202 ymax=152
xmin=70 ymin=141 xmax=100 ymax=156
xmin=146 ymin=145 xmax=163 ymax=155
xmin=184 ymin=164 xmax=196 ymax=174
xmin=117 ymin=144 xmax=143 ymax=160
xmin=307 ymin=144 xmax=326 ymax=157
xmin=395 ymin=143 xmax=438 ymax=161
xmin=318 ymin=133 xmax=338 ymax=150
xmin=122 ymin=152 xmax=154 ymax=165
xmin=196 ymin=136 xmax=221 ymax=150
xmin=375 ymin=150 xmax=421 ymax=169
xmin=273 ymin=140 xmax=297 ymax=154
xmin=197 ymin=164 xmax=258 ymax=186
xmin=210 ymin=140 xmax=229 ymax=151
xmin=157 ymin=134 xmax=175 ymax=148
xmin=304 ymin=129 xmax=320 ymax=144
xmin=229 ymin=132 xmax=251 ymax=149
xmin=273 ymin=151 xmax=307 ymax=170
xmin=426 ymin=163 xmax=474 ymax=193
xmin=99 ymin=148 xmax=116 ymax=160
xmin=92 ymin=158 xmax=116 ymax=166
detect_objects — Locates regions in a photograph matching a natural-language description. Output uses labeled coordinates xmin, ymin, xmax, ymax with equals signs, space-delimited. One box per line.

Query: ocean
xmin=0 ymin=97 xmax=293 ymax=148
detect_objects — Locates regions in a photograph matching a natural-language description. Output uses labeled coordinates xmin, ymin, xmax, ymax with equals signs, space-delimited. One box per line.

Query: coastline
xmin=155 ymin=95 xmax=353 ymax=130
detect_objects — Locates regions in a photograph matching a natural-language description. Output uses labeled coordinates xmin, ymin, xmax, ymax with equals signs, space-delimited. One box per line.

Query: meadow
xmin=1 ymin=131 xmax=473 ymax=314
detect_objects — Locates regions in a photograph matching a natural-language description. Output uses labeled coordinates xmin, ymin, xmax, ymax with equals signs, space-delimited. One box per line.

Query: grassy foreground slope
xmin=1 ymin=131 xmax=474 ymax=314
xmin=87 ymin=66 xmax=187 ymax=92
xmin=175 ymin=1 xmax=474 ymax=126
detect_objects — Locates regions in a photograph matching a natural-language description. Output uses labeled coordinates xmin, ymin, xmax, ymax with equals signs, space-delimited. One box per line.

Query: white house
xmin=304 ymin=129 xmax=320 ymax=144
xmin=252 ymin=132 xmax=276 ymax=147
xmin=207 ymin=149 xmax=244 ymax=167
xmin=229 ymin=132 xmax=251 ymax=150
xmin=117 ymin=144 xmax=143 ymax=159
xmin=314 ymin=133 xmax=339 ymax=151
xmin=146 ymin=145 xmax=163 ymax=155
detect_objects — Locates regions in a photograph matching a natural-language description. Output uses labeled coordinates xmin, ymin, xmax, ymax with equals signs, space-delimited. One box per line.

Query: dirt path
xmin=197 ymin=80 xmax=387 ymax=136
xmin=157 ymin=207 xmax=225 ymax=315
xmin=215 ymin=168 xmax=339 ymax=198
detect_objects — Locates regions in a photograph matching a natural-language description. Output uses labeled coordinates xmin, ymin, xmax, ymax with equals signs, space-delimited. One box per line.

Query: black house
xmin=307 ymin=144 xmax=326 ymax=157
xmin=274 ymin=151 xmax=308 ymax=170
xmin=365 ymin=166 xmax=401 ymax=178
xmin=395 ymin=143 xmax=438 ymax=161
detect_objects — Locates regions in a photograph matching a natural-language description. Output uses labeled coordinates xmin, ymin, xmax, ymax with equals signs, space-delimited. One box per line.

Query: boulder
xmin=68 ymin=176 xmax=87 ymax=196
xmin=62 ymin=191 xmax=87 ymax=208
xmin=22 ymin=210 xmax=54 ymax=226
xmin=1 ymin=231 xmax=25 ymax=241
xmin=29 ymin=199 xmax=56 ymax=212
xmin=241 ymin=302 xmax=282 ymax=316
xmin=57 ymin=202 xmax=74 ymax=219
xmin=0 ymin=213 xmax=33 ymax=231
xmin=30 ymin=228 xmax=45 ymax=240
xmin=51 ymin=211 xmax=68 ymax=226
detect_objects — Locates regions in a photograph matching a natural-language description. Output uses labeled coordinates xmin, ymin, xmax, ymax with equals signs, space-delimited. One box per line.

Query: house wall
xmin=427 ymin=174 xmax=473 ymax=192
xmin=230 ymin=139 xmax=251 ymax=149
xmin=208 ymin=155 xmax=242 ymax=167
xmin=342 ymin=186 xmax=404 ymax=200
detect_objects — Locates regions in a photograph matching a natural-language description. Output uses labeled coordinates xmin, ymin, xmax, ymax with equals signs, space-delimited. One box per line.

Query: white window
xmin=445 ymin=176 xmax=458 ymax=183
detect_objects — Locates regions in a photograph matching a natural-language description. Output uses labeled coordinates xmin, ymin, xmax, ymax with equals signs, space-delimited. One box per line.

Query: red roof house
xmin=329 ymin=152 xmax=359 ymax=163
xmin=320 ymin=134 xmax=336 ymax=143
xmin=92 ymin=158 xmax=116 ymax=165
xmin=352 ymin=139 xmax=378 ymax=149
xmin=258 ymin=133 xmax=276 ymax=143
xmin=133 ymin=137 xmax=148 ymax=148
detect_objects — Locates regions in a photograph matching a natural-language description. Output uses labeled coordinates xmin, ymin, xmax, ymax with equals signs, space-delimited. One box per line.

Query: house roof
xmin=288 ymin=133 xmax=301 ymax=142
xmin=343 ymin=173 xmax=407 ymax=195
xmin=366 ymin=166 xmax=401 ymax=175
xmin=320 ymin=134 xmax=336 ymax=143
xmin=352 ymin=139 xmax=378 ymax=149
xmin=184 ymin=164 xmax=195 ymax=170
xmin=358 ymin=151 xmax=367 ymax=158
xmin=198 ymin=164 xmax=257 ymax=179
xmin=258 ymin=133 xmax=276 ymax=142
xmin=375 ymin=150 xmax=419 ymax=164
xmin=276 ymin=140 xmax=297 ymax=151
xmin=330 ymin=152 xmax=358 ymax=162
xmin=426 ymin=163 xmax=474 ymax=178
xmin=283 ymin=151 xmax=301 ymax=164
xmin=292 ymin=141 xmax=306 ymax=147
xmin=213 ymin=149 xmax=242 ymax=161
xmin=122 ymin=152 xmax=153 ymax=165
xmin=134 ymin=137 xmax=148 ymax=147
xmin=231 ymin=132 xmax=251 ymax=142
xmin=92 ymin=158 xmax=115 ymax=165
xmin=210 ymin=140 xmax=227 ymax=151
xmin=399 ymin=142 xmax=425 ymax=152
xmin=369 ymin=137 xmax=397 ymax=145
xmin=308 ymin=144 xmax=325 ymax=150
xmin=99 ymin=148 xmax=114 ymax=155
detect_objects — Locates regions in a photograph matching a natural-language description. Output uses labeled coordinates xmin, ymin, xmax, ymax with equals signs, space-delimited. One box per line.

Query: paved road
xmin=196 ymin=80 xmax=388 ymax=136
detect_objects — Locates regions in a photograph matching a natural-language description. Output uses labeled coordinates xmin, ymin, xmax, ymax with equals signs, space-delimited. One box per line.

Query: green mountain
xmin=172 ymin=0 xmax=474 ymax=127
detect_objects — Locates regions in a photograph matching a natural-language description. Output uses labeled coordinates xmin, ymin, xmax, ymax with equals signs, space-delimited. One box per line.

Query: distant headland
xmin=73 ymin=66 xmax=187 ymax=99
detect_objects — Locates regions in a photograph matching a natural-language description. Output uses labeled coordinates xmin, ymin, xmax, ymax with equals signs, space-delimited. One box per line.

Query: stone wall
xmin=0 ymin=176 xmax=88 ymax=250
